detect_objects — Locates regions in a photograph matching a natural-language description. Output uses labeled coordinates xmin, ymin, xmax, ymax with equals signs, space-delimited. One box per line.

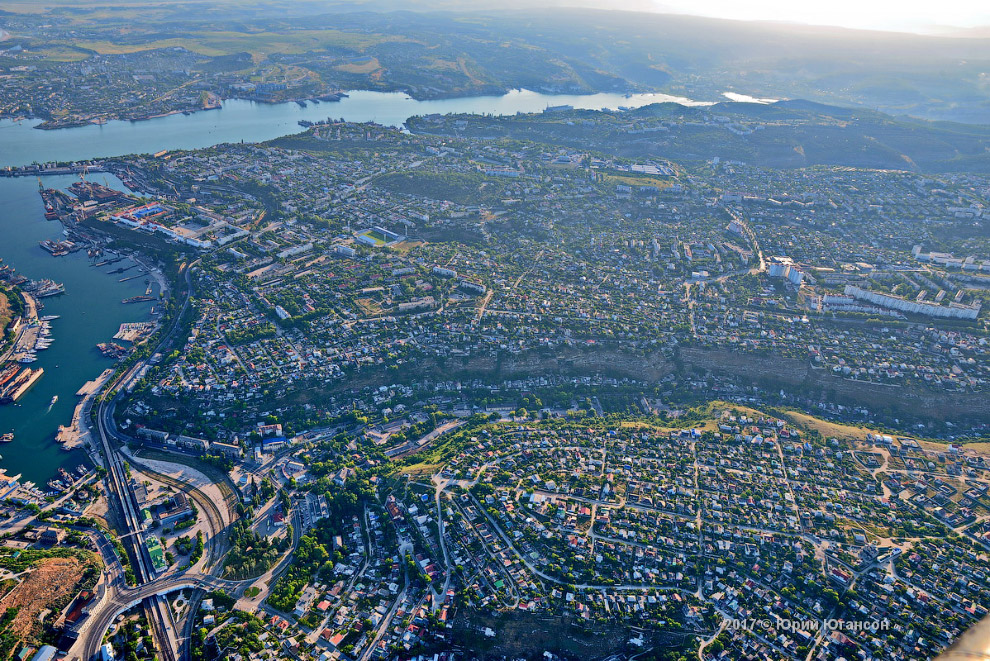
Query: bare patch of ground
xmin=449 ymin=611 xmax=635 ymax=660
xmin=0 ymin=557 xmax=88 ymax=639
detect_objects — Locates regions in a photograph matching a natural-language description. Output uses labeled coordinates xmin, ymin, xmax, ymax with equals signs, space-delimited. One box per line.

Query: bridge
xmin=67 ymin=261 xmax=204 ymax=661
xmin=66 ymin=258 xmax=301 ymax=661
xmin=74 ymin=572 xmax=252 ymax=661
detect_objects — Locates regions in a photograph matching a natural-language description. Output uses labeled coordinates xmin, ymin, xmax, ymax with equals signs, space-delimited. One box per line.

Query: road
xmin=434 ymin=478 xmax=452 ymax=602
xmin=122 ymin=451 xmax=231 ymax=572
xmin=77 ymin=573 xmax=251 ymax=661
xmin=71 ymin=260 xmax=208 ymax=661
xmin=356 ymin=507 xmax=411 ymax=661
xmin=80 ymin=384 xmax=181 ymax=661
xmin=233 ymin=501 xmax=302 ymax=612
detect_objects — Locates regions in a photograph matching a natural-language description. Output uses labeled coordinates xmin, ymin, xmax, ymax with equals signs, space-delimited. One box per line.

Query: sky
xmin=645 ymin=0 xmax=990 ymax=33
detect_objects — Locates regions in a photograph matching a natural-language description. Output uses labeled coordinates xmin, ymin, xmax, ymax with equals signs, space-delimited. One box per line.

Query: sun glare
xmin=650 ymin=0 xmax=990 ymax=32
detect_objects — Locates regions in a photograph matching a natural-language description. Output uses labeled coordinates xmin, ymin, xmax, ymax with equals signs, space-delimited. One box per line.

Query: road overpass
xmin=74 ymin=572 xmax=250 ymax=661
xmin=69 ymin=258 xmax=300 ymax=660
xmin=69 ymin=261 xmax=202 ymax=661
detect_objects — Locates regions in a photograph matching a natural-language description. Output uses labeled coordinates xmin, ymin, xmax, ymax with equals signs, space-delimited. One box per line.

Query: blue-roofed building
xmin=261 ymin=436 xmax=288 ymax=451
xmin=30 ymin=646 xmax=57 ymax=661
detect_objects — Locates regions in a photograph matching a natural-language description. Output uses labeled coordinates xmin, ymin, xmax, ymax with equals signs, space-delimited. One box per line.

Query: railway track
xmin=125 ymin=456 xmax=230 ymax=572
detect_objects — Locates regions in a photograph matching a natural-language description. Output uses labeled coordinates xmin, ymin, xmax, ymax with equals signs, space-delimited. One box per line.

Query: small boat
xmin=0 ymin=433 xmax=12 ymax=443
xmin=50 ymin=395 xmax=58 ymax=406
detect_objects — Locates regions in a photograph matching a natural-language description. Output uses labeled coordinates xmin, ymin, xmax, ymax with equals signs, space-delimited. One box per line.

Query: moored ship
xmin=0 ymin=367 xmax=44 ymax=404
xmin=39 ymin=239 xmax=77 ymax=257
xmin=97 ymin=342 xmax=130 ymax=359
xmin=24 ymin=279 xmax=66 ymax=297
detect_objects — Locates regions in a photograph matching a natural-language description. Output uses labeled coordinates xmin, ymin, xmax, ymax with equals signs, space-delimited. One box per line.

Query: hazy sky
xmin=645 ymin=0 xmax=990 ymax=33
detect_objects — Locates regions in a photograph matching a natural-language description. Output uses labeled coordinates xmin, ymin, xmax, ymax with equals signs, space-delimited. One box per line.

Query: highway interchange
xmin=64 ymin=260 xmax=300 ymax=661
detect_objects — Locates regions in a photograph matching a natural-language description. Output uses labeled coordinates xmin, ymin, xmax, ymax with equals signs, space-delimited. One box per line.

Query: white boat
xmin=50 ymin=395 xmax=58 ymax=406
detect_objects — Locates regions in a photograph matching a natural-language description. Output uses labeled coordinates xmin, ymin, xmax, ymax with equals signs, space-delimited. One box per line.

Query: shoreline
xmin=0 ymin=290 xmax=37 ymax=363
xmin=24 ymin=90 xmax=346 ymax=131
xmin=31 ymin=104 xmax=223 ymax=131
xmin=49 ymin=249 xmax=168 ymax=457
xmin=56 ymin=368 xmax=114 ymax=451
xmin=12 ymin=176 xmax=170 ymax=464
xmin=0 ymin=170 xmax=174 ymax=484
xmin=0 ymin=85 xmax=688 ymax=133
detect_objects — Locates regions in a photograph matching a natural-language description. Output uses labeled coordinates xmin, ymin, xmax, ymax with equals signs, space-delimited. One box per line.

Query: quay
xmin=0 ymin=164 xmax=107 ymax=178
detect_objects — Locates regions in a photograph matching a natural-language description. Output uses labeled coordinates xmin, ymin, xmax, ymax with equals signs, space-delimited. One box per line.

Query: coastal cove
xmin=0 ymin=87 xmax=710 ymax=485
xmin=0 ymin=88 xmax=715 ymax=168
xmin=0 ymin=86 xmax=725 ymax=484
xmin=0 ymin=174 xmax=160 ymax=485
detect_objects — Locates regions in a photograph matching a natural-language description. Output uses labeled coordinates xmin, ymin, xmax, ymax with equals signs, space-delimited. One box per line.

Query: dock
xmin=0 ymin=367 xmax=44 ymax=404
xmin=76 ymin=369 xmax=114 ymax=397
xmin=59 ymin=369 xmax=116 ymax=450
xmin=1 ymin=164 xmax=107 ymax=178
xmin=113 ymin=322 xmax=155 ymax=342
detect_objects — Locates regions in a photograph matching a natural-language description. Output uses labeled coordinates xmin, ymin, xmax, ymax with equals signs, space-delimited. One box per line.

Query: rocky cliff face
xmin=294 ymin=344 xmax=989 ymax=426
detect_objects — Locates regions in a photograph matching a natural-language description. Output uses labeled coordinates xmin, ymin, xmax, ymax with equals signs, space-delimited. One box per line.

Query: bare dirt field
xmin=450 ymin=611 xmax=631 ymax=660
xmin=0 ymin=557 xmax=88 ymax=639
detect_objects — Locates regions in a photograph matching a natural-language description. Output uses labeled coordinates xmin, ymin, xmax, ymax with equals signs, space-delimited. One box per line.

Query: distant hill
xmin=410 ymin=99 xmax=990 ymax=172
xmin=8 ymin=2 xmax=990 ymax=123
xmin=490 ymin=9 xmax=990 ymax=124
xmin=299 ymin=7 xmax=990 ymax=123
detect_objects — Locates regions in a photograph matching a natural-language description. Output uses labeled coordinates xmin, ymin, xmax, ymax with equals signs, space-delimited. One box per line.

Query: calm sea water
xmin=0 ymin=89 xmax=711 ymax=168
xmin=0 ymin=174 xmax=158 ymax=485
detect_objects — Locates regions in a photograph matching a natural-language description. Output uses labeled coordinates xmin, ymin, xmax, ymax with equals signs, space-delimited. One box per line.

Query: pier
xmin=0 ymin=367 xmax=44 ymax=404
xmin=0 ymin=164 xmax=107 ymax=178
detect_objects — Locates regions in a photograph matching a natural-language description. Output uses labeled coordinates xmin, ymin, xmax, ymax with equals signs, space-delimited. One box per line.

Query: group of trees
xmin=223 ymin=520 xmax=287 ymax=581
xmin=191 ymin=608 xmax=265 ymax=661
xmin=267 ymin=478 xmax=371 ymax=612
xmin=174 ymin=531 xmax=205 ymax=565
xmin=0 ymin=607 xmax=19 ymax=659
xmin=225 ymin=321 xmax=277 ymax=346
xmin=112 ymin=613 xmax=156 ymax=661
xmin=0 ymin=285 xmax=25 ymax=352
xmin=268 ymin=529 xmax=341 ymax=612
